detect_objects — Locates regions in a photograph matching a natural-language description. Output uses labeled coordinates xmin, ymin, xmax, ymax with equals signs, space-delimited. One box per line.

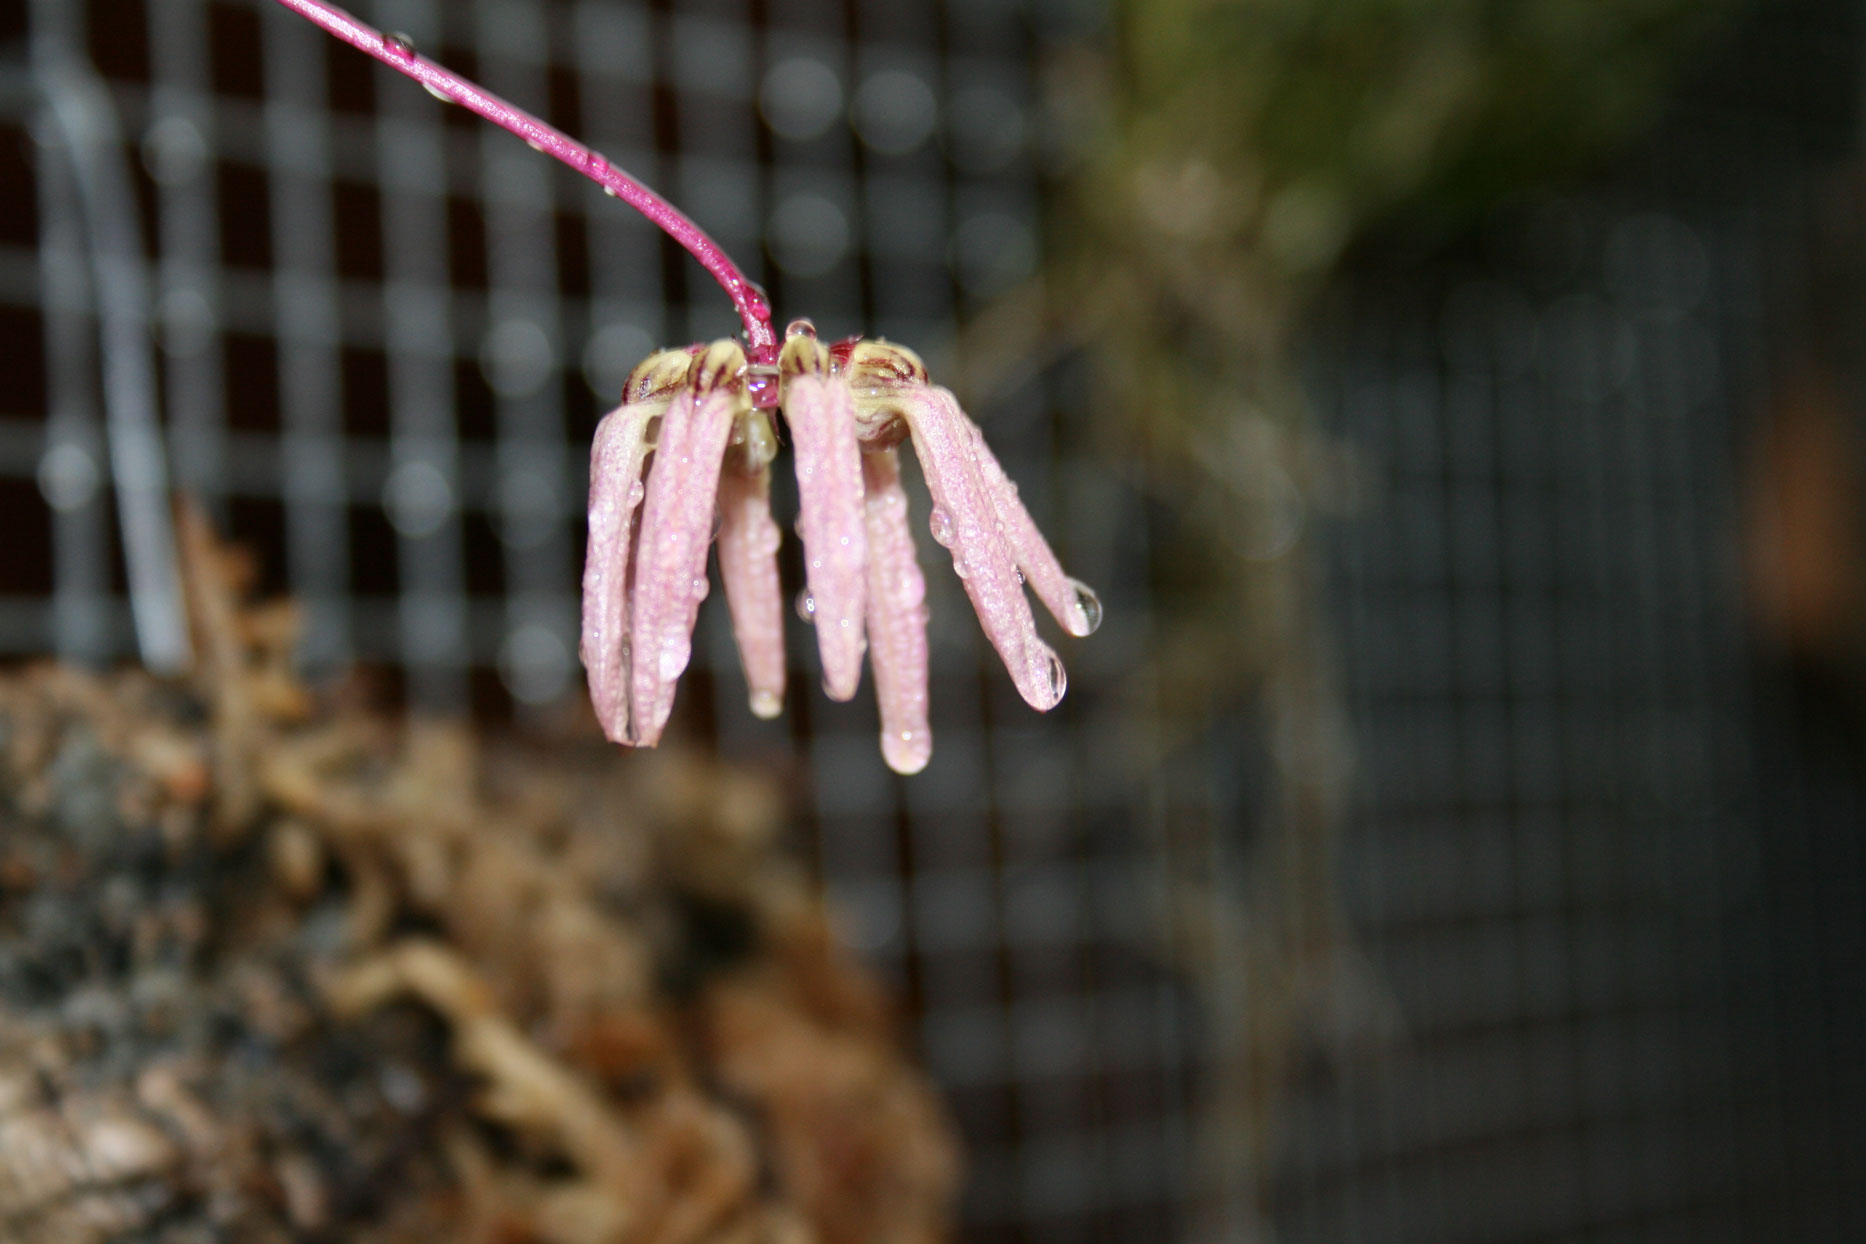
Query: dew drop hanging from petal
xmin=1068 ymin=577 xmax=1103 ymax=634
xmin=1037 ymin=647 xmax=1067 ymax=709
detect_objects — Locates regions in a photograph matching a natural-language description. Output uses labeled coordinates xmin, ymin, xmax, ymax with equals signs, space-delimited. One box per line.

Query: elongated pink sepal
xmin=965 ymin=419 xmax=1101 ymax=638
xmin=862 ymin=450 xmax=931 ymax=774
xmin=716 ymin=464 xmax=786 ymax=719
xmin=904 ymin=387 xmax=1065 ymax=712
xmin=628 ymin=347 xmax=745 ymax=743
xmin=784 ymin=362 xmax=868 ymax=701
xmin=580 ymin=399 xmax=660 ymax=744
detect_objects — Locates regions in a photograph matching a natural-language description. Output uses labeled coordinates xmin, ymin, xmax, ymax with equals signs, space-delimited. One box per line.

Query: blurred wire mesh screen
xmin=1282 ymin=3 xmax=1866 ymax=1237
xmin=7 ymin=0 xmax=1866 ymax=1243
xmin=1299 ymin=231 xmax=1767 ymax=1243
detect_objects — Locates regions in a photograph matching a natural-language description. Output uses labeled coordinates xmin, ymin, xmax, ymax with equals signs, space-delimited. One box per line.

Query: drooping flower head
xmin=582 ymin=325 xmax=1101 ymax=774
xmin=270 ymin=0 xmax=1100 ymax=773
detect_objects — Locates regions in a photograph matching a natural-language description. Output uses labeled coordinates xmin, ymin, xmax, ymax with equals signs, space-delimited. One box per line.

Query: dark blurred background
xmin=5 ymin=0 xmax=1866 ymax=1240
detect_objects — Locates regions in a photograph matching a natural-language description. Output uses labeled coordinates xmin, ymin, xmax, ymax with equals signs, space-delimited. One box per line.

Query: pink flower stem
xmin=268 ymin=0 xmax=779 ymax=367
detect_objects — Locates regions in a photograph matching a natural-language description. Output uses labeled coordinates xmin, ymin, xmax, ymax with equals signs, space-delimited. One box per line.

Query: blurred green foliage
xmin=1040 ymin=9 xmax=1742 ymax=1231
xmin=1095 ymin=0 xmax=1734 ymax=285
xmin=1046 ymin=0 xmax=1740 ymax=712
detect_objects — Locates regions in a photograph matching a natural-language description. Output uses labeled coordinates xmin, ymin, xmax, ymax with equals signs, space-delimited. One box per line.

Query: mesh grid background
xmin=3 ymin=1 xmax=1193 ymax=1240
xmin=1278 ymin=2 xmax=1866 ymax=1237
xmin=7 ymin=0 xmax=1866 ymax=1242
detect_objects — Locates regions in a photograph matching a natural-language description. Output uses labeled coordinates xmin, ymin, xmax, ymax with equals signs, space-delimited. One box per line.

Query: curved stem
xmin=268 ymin=0 xmax=778 ymax=362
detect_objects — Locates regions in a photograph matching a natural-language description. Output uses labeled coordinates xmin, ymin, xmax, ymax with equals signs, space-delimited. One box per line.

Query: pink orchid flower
xmin=581 ymin=327 xmax=1101 ymax=774
xmin=272 ymin=0 xmax=1100 ymax=773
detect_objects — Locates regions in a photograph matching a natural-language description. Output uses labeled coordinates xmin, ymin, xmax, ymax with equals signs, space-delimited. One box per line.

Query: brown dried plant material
xmin=0 ymin=524 xmax=959 ymax=1243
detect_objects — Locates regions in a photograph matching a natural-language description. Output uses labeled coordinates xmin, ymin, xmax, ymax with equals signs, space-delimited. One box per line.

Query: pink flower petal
xmin=963 ymin=416 xmax=1101 ymax=637
xmin=716 ymin=457 xmax=786 ymax=719
xmin=902 ymin=385 xmax=1066 ymax=712
xmin=628 ymin=342 xmax=746 ymax=744
xmin=580 ymin=351 xmax=688 ymax=745
xmin=781 ymin=334 xmax=868 ymax=701
xmin=862 ymin=448 xmax=931 ymax=774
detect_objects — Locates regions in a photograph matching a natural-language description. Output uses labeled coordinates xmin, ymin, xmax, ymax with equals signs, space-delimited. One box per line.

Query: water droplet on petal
xmin=950 ymin=554 xmax=969 ymax=580
xmin=383 ymin=31 xmax=417 ymax=58
xmin=795 ymin=591 xmax=818 ymax=623
xmin=1067 ymin=577 xmax=1103 ymax=635
xmin=1036 ymin=646 xmax=1067 ymax=709
xmin=423 ymin=81 xmax=453 ymax=104
xmin=626 ymin=480 xmax=645 ymax=507
xmin=659 ymin=636 xmax=691 ymax=679
xmin=785 ymin=318 xmax=818 ymax=339
xmin=692 ymin=575 xmax=710 ymax=601
xmin=749 ymin=689 xmax=783 ymax=718
xmin=928 ymin=506 xmax=953 ymax=546
xmin=881 ymin=727 xmax=931 ymax=775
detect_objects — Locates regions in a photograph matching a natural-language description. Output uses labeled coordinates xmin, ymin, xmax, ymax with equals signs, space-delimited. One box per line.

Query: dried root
xmin=0 ymin=523 xmax=958 ymax=1243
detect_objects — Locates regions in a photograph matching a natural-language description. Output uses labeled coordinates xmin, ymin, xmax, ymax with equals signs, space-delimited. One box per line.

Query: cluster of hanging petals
xmin=580 ymin=325 xmax=1101 ymax=774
